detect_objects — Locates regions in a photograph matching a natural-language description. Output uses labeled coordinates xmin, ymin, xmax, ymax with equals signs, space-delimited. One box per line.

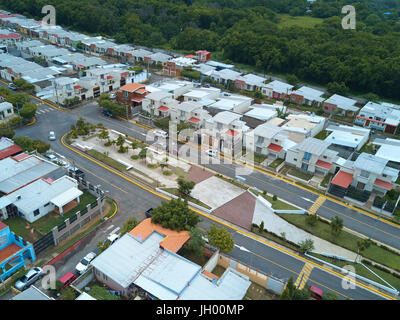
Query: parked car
xmin=310 ymin=286 xmax=323 ymax=300
xmin=153 ymin=129 xmax=168 ymax=139
xmin=75 ymin=252 xmax=97 ymax=274
xmin=109 ymin=93 xmax=116 ymax=99
xmin=46 ymin=153 xmax=58 ymax=163
xmin=8 ymin=83 xmax=17 ymax=90
xmin=48 ymin=131 xmax=56 ymax=141
xmin=67 ymin=166 xmax=85 ymax=179
xmin=205 ymin=149 xmax=218 ymax=157
xmin=59 ymin=272 xmax=76 ymax=290
xmin=106 ymin=233 xmax=120 ymax=246
xmin=102 ymin=109 xmax=114 ymax=118
xmin=14 ymin=267 xmax=43 ymax=291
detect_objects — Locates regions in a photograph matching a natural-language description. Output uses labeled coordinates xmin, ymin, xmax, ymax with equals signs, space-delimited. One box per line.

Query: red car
xmin=59 ymin=272 xmax=76 ymax=290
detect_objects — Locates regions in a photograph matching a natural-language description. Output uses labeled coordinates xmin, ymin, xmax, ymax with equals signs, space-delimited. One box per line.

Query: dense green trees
xmin=13 ymin=136 xmax=50 ymax=153
xmin=2 ymin=0 xmax=400 ymax=99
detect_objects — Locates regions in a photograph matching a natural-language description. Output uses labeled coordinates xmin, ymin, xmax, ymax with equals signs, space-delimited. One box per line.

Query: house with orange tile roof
xmin=90 ymin=218 xmax=251 ymax=300
xmin=116 ymin=82 xmax=149 ymax=117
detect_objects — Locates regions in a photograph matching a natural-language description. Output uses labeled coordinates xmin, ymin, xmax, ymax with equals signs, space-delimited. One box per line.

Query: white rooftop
xmin=325 ymin=94 xmax=359 ymax=112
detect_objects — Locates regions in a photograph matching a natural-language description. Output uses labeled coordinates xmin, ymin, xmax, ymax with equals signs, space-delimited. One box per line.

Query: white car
xmin=46 ymin=154 xmax=58 ymax=163
xmin=106 ymin=233 xmax=120 ymax=246
xmin=48 ymin=131 xmax=56 ymax=141
xmin=153 ymin=130 xmax=168 ymax=139
xmin=109 ymin=93 xmax=116 ymax=99
xmin=75 ymin=252 xmax=96 ymax=274
xmin=205 ymin=149 xmax=218 ymax=157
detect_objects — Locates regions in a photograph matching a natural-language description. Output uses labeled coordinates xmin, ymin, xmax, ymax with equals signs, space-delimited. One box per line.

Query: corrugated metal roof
xmin=353 ymin=153 xmax=388 ymax=175
xmin=290 ymin=137 xmax=331 ymax=156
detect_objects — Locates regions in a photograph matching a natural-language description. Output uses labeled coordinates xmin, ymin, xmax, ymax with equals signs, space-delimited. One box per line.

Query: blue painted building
xmin=0 ymin=221 xmax=35 ymax=280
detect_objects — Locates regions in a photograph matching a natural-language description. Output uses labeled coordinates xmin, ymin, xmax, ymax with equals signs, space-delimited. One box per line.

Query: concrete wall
xmin=51 ymin=197 xmax=104 ymax=245
xmin=217 ymin=253 xmax=286 ymax=295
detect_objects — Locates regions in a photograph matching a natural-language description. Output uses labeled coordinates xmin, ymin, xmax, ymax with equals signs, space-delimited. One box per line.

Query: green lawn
xmin=277 ymin=14 xmax=323 ymax=29
xmin=288 ymin=167 xmax=313 ymax=181
xmin=310 ymin=253 xmax=400 ymax=291
xmin=359 ymin=142 xmax=376 ymax=155
xmin=280 ymin=214 xmax=400 ymax=272
xmin=253 ymin=153 xmax=268 ymax=164
xmin=215 ymin=174 xmax=248 ymax=190
xmin=163 ymin=188 xmax=212 ymax=210
xmin=268 ymin=158 xmax=284 ymax=169
xmin=85 ymin=284 xmax=121 ymax=300
xmin=249 ymin=189 xmax=298 ymax=210
xmin=314 ymin=130 xmax=329 ymax=140
xmin=86 ymin=149 xmax=127 ymax=172
xmin=4 ymin=217 xmax=42 ymax=243
xmin=320 ymin=173 xmax=334 ymax=188
xmin=251 ymin=225 xmax=300 ymax=252
xmin=32 ymin=191 xmax=97 ymax=234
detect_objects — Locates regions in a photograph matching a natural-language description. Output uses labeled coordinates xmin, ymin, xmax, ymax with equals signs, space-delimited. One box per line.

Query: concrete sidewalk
xmin=252 ymin=199 xmax=358 ymax=261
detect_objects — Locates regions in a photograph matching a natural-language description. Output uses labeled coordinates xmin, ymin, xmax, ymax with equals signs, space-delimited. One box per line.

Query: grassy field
xmin=85 ymin=284 xmax=121 ymax=300
xmin=268 ymin=158 xmax=284 ymax=169
xmin=280 ymin=214 xmax=400 ymax=272
xmin=32 ymin=191 xmax=97 ymax=234
xmin=310 ymin=253 xmax=400 ymax=291
xmin=277 ymin=14 xmax=323 ymax=29
xmin=287 ymin=167 xmax=313 ymax=181
xmin=254 ymin=153 xmax=268 ymax=164
xmin=4 ymin=217 xmax=42 ymax=243
xmin=163 ymin=188 xmax=212 ymax=210
xmin=86 ymin=149 xmax=127 ymax=171
xmin=314 ymin=130 xmax=329 ymax=140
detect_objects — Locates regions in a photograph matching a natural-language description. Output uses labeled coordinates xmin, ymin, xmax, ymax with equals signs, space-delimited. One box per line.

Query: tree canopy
xmin=2 ymin=0 xmax=400 ymax=100
xmin=207 ymin=224 xmax=234 ymax=253
xmin=151 ymin=198 xmax=201 ymax=231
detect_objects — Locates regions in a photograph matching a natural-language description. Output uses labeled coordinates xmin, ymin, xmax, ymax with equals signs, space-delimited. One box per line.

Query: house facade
xmin=286 ymin=138 xmax=339 ymax=176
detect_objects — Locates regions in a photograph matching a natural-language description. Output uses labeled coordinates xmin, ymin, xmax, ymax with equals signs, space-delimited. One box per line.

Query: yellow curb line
xmin=61 ymin=131 xmax=396 ymax=300
xmin=109 ymin=200 xmax=118 ymax=218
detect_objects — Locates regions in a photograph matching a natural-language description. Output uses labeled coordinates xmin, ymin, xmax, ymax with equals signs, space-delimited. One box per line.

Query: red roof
xmin=267 ymin=143 xmax=283 ymax=152
xmin=225 ymin=129 xmax=239 ymax=137
xmin=131 ymin=98 xmax=143 ymax=103
xmin=0 ymin=221 xmax=7 ymax=231
xmin=73 ymin=85 xmax=82 ymax=90
xmin=77 ymin=65 xmax=85 ymax=69
xmin=356 ymin=115 xmax=396 ymax=127
xmin=315 ymin=160 xmax=332 ymax=170
xmin=188 ymin=117 xmax=200 ymax=123
xmin=158 ymin=106 xmax=169 ymax=112
xmin=374 ymin=179 xmax=393 ymax=190
xmin=106 ymin=75 xmax=113 ymax=79
xmin=0 ymin=145 xmax=23 ymax=160
xmin=12 ymin=153 xmax=29 ymax=161
xmin=0 ymin=33 xmax=21 ymax=39
xmin=184 ymin=54 xmax=196 ymax=59
xmin=331 ymin=170 xmax=353 ymax=188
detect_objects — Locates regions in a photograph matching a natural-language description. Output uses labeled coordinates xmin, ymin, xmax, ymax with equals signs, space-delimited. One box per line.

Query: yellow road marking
xmin=109 ymin=200 xmax=118 ymax=218
xmin=60 ymin=132 xmax=396 ymax=300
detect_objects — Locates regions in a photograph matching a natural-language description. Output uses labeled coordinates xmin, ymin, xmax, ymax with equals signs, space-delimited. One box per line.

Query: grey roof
xmin=290 ymin=137 xmax=331 ymax=156
xmin=0 ymin=137 xmax=14 ymax=151
xmin=212 ymin=111 xmax=242 ymax=125
xmin=11 ymin=286 xmax=53 ymax=300
xmin=131 ymin=49 xmax=152 ymax=58
xmin=0 ymin=156 xmax=59 ymax=194
xmin=325 ymin=94 xmax=359 ymax=111
xmin=174 ymin=101 xmax=203 ymax=113
xmin=353 ymin=153 xmax=389 ymax=175
xmin=5 ymin=175 xmax=80 ymax=213
xmin=145 ymin=90 xmax=172 ymax=101
xmin=253 ymin=123 xmax=284 ymax=139
xmin=91 ymin=232 xmax=164 ymax=288
xmin=149 ymin=52 xmax=172 ymax=63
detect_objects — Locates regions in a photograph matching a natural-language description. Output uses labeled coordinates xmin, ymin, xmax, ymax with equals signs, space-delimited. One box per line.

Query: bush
xmin=163 ymin=170 xmax=172 ymax=176
xmin=8 ymin=115 xmax=23 ymax=127
xmin=0 ymin=128 xmax=15 ymax=139
xmin=272 ymin=195 xmax=278 ymax=201
xmin=147 ymin=163 xmax=158 ymax=169
xmin=131 ymin=155 xmax=139 ymax=160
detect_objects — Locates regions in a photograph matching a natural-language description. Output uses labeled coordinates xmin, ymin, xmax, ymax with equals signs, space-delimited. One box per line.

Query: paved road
xmin=44 ymin=100 xmax=400 ymax=253
xmin=5 ymin=89 xmax=395 ymax=299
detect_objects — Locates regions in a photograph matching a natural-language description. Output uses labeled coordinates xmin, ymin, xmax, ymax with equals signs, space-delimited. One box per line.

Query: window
xmin=103 ymin=274 xmax=108 ymax=281
xmin=33 ymin=209 xmax=40 ymax=216
xmin=257 ymin=136 xmax=264 ymax=144
xmin=360 ymin=170 xmax=369 ymax=178
xmin=44 ymin=202 xmax=50 ymax=207
xmin=124 ymin=91 xmax=129 ymax=98
xmin=303 ymin=152 xmax=312 ymax=161
xmin=293 ymin=158 xmax=297 ymax=162
xmin=7 ymin=109 xmax=12 ymax=114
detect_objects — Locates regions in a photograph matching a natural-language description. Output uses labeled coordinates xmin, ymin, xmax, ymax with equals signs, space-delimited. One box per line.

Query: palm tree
xmin=356 ymin=239 xmax=371 ymax=261
xmin=330 ymin=216 xmax=343 ymax=240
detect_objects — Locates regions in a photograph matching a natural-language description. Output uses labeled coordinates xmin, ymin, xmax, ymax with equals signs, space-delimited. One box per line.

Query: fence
xmin=217 ymin=253 xmax=286 ymax=296
xmin=51 ymin=197 xmax=104 ymax=246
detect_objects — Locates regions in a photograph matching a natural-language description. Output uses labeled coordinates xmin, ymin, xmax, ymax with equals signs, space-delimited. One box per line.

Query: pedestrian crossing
xmin=294 ymin=263 xmax=314 ymax=290
xmin=36 ymin=107 xmax=55 ymax=115
xmin=308 ymin=196 xmax=326 ymax=215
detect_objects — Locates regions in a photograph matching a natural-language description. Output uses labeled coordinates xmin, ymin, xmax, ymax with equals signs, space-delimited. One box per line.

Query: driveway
xmin=191 ymin=176 xmax=245 ymax=209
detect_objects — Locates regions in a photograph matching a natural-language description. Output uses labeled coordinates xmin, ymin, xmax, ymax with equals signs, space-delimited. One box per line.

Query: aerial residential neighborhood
xmin=0 ymin=0 xmax=399 ymax=308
